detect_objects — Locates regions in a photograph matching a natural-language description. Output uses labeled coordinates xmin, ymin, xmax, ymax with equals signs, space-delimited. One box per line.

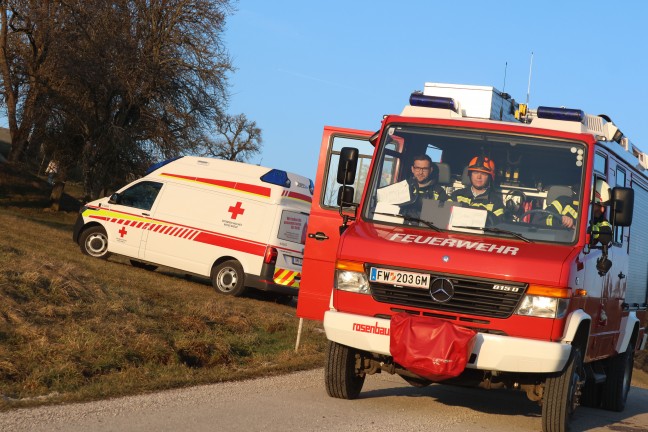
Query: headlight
xmin=515 ymin=295 xmax=569 ymax=318
xmin=335 ymin=270 xmax=370 ymax=294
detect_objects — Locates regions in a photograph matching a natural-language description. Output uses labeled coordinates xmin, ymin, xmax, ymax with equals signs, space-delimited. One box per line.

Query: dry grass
xmin=0 ymin=167 xmax=327 ymax=409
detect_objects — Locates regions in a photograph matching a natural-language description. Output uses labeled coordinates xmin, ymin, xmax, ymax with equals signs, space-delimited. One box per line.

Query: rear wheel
xmin=211 ymin=260 xmax=246 ymax=296
xmin=601 ymin=342 xmax=634 ymax=411
xmin=542 ymin=347 xmax=584 ymax=432
xmin=79 ymin=226 xmax=110 ymax=259
xmin=325 ymin=341 xmax=365 ymax=399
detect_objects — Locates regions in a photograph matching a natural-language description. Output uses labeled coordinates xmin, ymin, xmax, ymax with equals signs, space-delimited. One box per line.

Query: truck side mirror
xmin=611 ymin=187 xmax=634 ymax=227
xmin=337 ymin=147 xmax=359 ymax=185
xmin=337 ymin=186 xmax=355 ymax=207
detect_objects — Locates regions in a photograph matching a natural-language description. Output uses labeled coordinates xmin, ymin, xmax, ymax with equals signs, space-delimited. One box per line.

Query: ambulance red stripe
xmin=193 ymin=232 xmax=265 ymax=256
xmin=161 ymin=173 xmax=272 ymax=197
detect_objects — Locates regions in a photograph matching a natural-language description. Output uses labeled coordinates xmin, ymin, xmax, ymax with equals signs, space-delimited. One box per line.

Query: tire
xmin=542 ymin=347 xmax=584 ymax=432
xmin=601 ymin=342 xmax=634 ymax=412
xmin=324 ymin=341 xmax=365 ymax=399
xmin=211 ymin=260 xmax=246 ymax=296
xmin=130 ymin=260 xmax=158 ymax=271
xmin=79 ymin=226 xmax=110 ymax=259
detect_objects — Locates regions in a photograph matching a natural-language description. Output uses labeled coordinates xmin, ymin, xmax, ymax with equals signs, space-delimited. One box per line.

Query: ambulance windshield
xmin=365 ymin=125 xmax=586 ymax=244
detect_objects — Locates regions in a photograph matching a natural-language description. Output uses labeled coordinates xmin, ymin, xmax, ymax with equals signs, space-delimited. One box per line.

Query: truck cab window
xmin=366 ymin=126 xmax=586 ymax=244
xmin=323 ymin=136 xmax=374 ymax=207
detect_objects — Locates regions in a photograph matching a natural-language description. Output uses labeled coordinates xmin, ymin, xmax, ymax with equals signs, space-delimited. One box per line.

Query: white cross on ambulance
xmin=72 ymin=156 xmax=312 ymax=297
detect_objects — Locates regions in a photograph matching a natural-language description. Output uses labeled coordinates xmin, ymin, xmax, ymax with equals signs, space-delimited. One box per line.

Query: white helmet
xmin=594 ymin=179 xmax=611 ymax=204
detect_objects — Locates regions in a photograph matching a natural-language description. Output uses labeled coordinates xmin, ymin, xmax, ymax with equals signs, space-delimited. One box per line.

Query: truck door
xmin=296 ymin=127 xmax=374 ymax=321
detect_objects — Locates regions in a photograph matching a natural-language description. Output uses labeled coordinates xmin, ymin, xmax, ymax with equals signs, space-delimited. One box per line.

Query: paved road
xmin=1 ymin=369 xmax=647 ymax=432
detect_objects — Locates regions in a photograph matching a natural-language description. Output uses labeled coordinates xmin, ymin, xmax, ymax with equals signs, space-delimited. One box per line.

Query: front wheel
xmin=211 ymin=260 xmax=246 ymax=296
xmin=542 ymin=347 xmax=584 ymax=432
xmin=325 ymin=341 xmax=365 ymax=399
xmin=601 ymin=342 xmax=634 ymax=411
xmin=79 ymin=226 xmax=110 ymax=259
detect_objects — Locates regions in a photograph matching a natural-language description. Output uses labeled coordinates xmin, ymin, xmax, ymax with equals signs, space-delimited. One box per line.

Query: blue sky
xmin=225 ymin=1 xmax=648 ymax=181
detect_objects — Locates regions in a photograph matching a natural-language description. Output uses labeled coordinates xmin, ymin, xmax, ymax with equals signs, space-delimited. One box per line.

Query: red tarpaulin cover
xmin=389 ymin=313 xmax=477 ymax=381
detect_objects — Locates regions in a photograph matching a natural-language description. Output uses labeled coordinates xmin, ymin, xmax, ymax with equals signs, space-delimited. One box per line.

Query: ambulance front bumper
xmin=323 ymin=311 xmax=572 ymax=373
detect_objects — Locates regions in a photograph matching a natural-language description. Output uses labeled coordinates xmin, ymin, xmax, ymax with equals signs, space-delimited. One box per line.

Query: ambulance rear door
xmin=296 ymin=127 xmax=374 ymax=321
xmin=273 ymin=208 xmax=309 ymax=288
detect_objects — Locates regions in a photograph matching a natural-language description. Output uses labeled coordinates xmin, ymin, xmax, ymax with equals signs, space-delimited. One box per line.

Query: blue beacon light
xmin=261 ymin=169 xmax=291 ymax=188
xmin=536 ymin=106 xmax=585 ymax=122
xmin=409 ymin=93 xmax=458 ymax=113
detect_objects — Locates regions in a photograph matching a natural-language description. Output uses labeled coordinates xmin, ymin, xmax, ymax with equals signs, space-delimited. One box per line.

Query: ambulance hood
xmin=339 ymin=223 xmax=577 ymax=286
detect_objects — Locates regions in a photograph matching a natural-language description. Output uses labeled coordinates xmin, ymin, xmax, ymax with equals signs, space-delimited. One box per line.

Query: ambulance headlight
xmin=335 ymin=260 xmax=370 ymax=294
xmin=515 ymin=295 xmax=569 ymax=318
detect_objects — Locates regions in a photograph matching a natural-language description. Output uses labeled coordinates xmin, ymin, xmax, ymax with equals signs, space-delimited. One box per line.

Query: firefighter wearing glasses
xmin=451 ymin=156 xmax=505 ymax=224
xmin=400 ymin=154 xmax=448 ymax=217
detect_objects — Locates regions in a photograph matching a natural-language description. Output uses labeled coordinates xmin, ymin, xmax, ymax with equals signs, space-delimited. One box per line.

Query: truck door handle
xmin=142 ymin=212 xmax=150 ymax=216
xmin=308 ymin=232 xmax=329 ymax=241
xmin=618 ymin=272 xmax=626 ymax=279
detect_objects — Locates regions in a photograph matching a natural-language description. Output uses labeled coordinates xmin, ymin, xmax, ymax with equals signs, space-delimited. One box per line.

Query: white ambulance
xmin=72 ymin=156 xmax=312 ymax=297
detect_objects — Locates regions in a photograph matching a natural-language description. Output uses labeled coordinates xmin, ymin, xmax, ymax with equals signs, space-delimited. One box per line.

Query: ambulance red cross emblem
xmin=228 ymin=201 xmax=245 ymax=219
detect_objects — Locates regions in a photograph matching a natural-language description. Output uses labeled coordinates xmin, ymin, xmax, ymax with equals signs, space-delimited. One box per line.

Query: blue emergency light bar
xmin=536 ymin=106 xmax=585 ymax=122
xmin=409 ymin=93 xmax=458 ymax=113
xmin=145 ymin=156 xmax=183 ymax=175
xmin=261 ymin=169 xmax=291 ymax=188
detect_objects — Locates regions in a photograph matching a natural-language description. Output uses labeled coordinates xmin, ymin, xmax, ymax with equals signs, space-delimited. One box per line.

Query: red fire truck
xmin=297 ymin=83 xmax=648 ymax=432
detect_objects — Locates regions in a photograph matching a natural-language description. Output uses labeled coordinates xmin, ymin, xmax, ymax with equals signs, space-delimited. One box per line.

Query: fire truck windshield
xmin=366 ymin=125 xmax=586 ymax=244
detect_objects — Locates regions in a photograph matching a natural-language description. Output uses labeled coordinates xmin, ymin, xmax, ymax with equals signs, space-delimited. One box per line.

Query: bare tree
xmin=0 ymin=0 xmax=57 ymax=164
xmin=0 ymin=0 xmax=236 ymax=199
xmin=202 ymin=113 xmax=262 ymax=162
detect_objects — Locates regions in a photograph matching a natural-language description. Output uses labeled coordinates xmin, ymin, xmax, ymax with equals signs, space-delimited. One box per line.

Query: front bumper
xmin=323 ymin=310 xmax=572 ymax=373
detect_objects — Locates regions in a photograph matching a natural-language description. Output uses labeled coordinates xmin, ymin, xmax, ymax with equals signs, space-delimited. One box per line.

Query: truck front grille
xmin=370 ymin=273 xmax=527 ymax=319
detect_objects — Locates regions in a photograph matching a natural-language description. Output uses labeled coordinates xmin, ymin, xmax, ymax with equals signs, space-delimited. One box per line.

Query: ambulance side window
xmin=119 ymin=181 xmax=163 ymax=211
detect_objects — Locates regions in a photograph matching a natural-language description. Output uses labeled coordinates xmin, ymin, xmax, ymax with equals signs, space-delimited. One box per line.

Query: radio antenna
xmin=499 ymin=62 xmax=508 ymax=120
xmin=526 ymin=52 xmax=534 ymax=106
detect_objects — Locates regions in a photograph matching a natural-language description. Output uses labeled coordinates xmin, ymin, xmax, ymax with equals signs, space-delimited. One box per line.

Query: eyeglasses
xmin=412 ymin=166 xmax=431 ymax=172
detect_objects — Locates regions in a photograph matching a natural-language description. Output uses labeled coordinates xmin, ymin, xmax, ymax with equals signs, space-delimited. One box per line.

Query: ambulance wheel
xmin=211 ymin=260 xmax=246 ymax=296
xmin=601 ymin=342 xmax=634 ymax=412
xmin=542 ymin=347 xmax=584 ymax=432
xmin=79 ymin=226 xmax=110 ymax=259
xmin=325 ymin=341 xmax=365 ymax=400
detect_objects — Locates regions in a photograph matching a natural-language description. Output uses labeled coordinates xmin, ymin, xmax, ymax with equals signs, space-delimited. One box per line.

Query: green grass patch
xmin=0 ymin=202 xmax=326 ymax=410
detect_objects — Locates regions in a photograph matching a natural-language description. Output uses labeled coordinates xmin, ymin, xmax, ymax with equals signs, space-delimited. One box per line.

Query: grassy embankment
xmin=0 ymin=164 xmax=327 ymax=409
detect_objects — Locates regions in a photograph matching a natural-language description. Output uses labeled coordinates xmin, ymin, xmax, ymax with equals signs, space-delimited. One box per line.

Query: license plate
xmin=369 ymin=267 xmax=430 ymax=289
xmin=292 ymin=256 xmax=303 ymax=266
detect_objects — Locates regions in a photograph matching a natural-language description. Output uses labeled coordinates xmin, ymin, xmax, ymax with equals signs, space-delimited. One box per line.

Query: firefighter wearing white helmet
xmin=590 ymin=179 xmax=613 ymax=244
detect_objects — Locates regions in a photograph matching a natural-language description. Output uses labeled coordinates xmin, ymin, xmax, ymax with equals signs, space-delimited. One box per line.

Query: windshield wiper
xmin=373 ymin=212 xmax=441 ymax=232
xmin=452 ymin=226 xmax=533 ymax=243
